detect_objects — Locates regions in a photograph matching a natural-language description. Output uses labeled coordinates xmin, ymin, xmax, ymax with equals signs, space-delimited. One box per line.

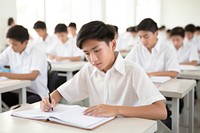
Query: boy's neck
xmin=102 ymin=52 xmax=117 ymax=73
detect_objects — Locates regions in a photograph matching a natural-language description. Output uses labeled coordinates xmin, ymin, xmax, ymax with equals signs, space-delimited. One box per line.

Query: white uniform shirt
xmin=125 ymin=40 xmax=180 ymax=73
xmin=176 ymin=42 xmax=199 ymax=63
xmin=52 ymin=38 xmax=83 ymax=57
xmin=33 ymin=34 xmax=57 ymax=55
xmin=58 ymin=53 xmax=165 ymax=106
xmin=0 ymin=42 xmax=48 ymax=98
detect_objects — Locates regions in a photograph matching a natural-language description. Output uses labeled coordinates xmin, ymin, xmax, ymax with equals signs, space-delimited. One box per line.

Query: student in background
xmin=185 ymin=24 xmax=200 ymax=53
xmin=48 ymin=23 xmax=83 ymax=62
xmin=40 ymin=21 xmax=167 ymax=120
xmin=126 ymin=18 xmax=180 ymax=78
xmin=3 ymin=17 xmax=16 ymax=49
xmin=0 ymin=25 xmax=48 ymax=106
xmin=117 ymin=26 xmax=139 ymax=53
xmin=170 ymin=27 xmax=199 ymax=66
xmin=195 ymin=26 xmax=200 ymax=37
xmin=68 ymin=22 xmax=77 ymax=39
xmin=158 ymin=25 xmax=167 ymax=43
xmin=33 ymin=21 xmax=56 ymax=54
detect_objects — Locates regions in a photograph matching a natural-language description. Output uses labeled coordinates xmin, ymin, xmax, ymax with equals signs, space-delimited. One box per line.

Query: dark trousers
xmin=2 ymin=91 xmax=41 ymax=107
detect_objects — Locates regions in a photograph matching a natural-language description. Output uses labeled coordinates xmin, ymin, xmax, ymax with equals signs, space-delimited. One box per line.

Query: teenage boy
xmin=40 ymin=21 xmax=167 ymax=120
xmin=48 ymin=24 xmax=83 ymax=62
xmin=170 ymin=27 xmax=199 ymax=65
xmin=126 ymin=18 xmax=180 ymax=78
xmin=68 ymin=22 xmax=77 ymax=39
xmin=0 ymin=25 xmax=48 ymax=106
xmin=33 ymin=21 xmax=56 ymax=54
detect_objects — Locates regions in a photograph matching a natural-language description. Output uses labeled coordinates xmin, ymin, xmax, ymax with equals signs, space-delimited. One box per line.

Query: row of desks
xmin=0 ymin=62 xmax=199 ymax=133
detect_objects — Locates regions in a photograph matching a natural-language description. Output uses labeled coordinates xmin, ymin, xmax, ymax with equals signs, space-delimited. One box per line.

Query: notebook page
xmin=49 ymin=106 xmax=114 ymax=129
xmin=180 ymin=65 xmax=198 ymax=71
xmin=11 ymin=104 xmax=79 ymax=120
xmin=150 ymin=76 xmax=171 ymax=84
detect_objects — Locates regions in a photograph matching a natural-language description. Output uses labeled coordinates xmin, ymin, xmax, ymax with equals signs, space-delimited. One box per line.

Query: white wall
xmin=0 ymin=0 xmax=17 ymax=51
xmin=161 ymin=0 xmax=200 ymax=29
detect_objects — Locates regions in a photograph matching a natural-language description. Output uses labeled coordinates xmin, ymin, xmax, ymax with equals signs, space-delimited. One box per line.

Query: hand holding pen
xmin=40 ymin=93 xmax=55 ymax=112
xmin=48 ymin=92 xmax=53 ymax=111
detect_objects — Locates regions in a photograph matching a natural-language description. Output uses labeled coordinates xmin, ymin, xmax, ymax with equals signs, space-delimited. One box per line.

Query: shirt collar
xmin=90 ymin=52 xmax=126 ymax=78
xmin=153 ymin=39 xmax=161 ymax=52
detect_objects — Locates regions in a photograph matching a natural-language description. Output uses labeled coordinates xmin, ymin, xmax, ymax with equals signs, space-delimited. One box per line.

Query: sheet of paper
xmin=150 ymin=76 xmax=171 ymax=84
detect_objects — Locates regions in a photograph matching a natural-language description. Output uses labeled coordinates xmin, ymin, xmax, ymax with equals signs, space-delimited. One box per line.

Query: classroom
xmin=0 ymin=0 xmax=200 ymax=133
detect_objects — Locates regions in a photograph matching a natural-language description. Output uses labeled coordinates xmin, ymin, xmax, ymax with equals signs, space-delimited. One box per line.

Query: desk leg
xmin=67 ymin=72 xmax=73 ymax=80
xmin=18 ymin=87 xmax=26 ymax=104
xmin=0 ymin=94 xmax=2 ymax=112
xmin=188 ymin=88 xmax=194 ymax=133
xmin=172 ymin=98 xmax=179 ymax=133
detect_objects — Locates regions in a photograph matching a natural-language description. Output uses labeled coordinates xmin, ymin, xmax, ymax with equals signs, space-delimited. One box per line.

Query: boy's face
xmin=35 ymin=29 xmax=47 ymax=38
xmin=68 ymin=27 xmax=76 ymax=35
xmin=138 ymin=30 xmax=158 ymax=49
xmin=82 ymin=39 xmax=116 ymax=72
xmin=55 ymin=32 xmax=68 ymax=44
xmin=171 ymin=35 xmax=183 ymax=49
xmin=8 ymin=39 xmax=27 ymax=54
xmin=185 ymin=32 xmax=194 ymax=40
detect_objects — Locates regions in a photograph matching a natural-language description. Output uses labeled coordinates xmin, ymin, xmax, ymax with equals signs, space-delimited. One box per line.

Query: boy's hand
xmin=83 ymin=104 xmax=118 ymax=117
xmin=40 ymin=98 xmax=56 ymax=112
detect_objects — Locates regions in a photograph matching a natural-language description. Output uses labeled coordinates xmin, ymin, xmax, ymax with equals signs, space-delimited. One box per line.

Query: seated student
xmin=33 ymin=21 xmax=56 ymax=54
xmin=184 ymin=24 xmax=200 ymax=52
xmin=117 ymin=26 xmax=139 ymax=53
xmin=68 ymin=22 xmax=77 ymax=39
xmin=126 ymin=18 xmax=180 ymax=78
xmin=0 ymin=25 xmax=48 ymax=106
xmin=40 ymin=21 xmax=167 ymax=120
xmin=48 ymin=24 xmax=83 ymax=62
xmin=170 ymin=27 xmax=199 ymax=66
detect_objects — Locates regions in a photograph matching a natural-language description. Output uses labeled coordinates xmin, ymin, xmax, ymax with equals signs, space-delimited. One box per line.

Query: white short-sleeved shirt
xmin=33 ymin=34 xmax=57 ymax=55
xmin=58 ymin=53 xmax=165 ymax=106
xmin=51 ymin=38 xmax=83 ymax=58
xmin=0 ymin=42 xmax=48 ymax=98
xmin=176 ymin=42 xmax=199 ymax=63
xmin=125 ymin=40 xmax=180 ymax=73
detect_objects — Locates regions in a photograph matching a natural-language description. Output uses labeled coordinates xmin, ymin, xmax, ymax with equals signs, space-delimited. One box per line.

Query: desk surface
xmin=0 ymin=79 xmax=31 ymax=93
xmin=158 ymin=78 xmax=196 ymax=98
xmin=0 ymin=103 xmax=157 ymax=133
xmin=178 ymin=65 xmax=200 ymax=80
xmin=51 ymin=61 xmax=87 ymax=72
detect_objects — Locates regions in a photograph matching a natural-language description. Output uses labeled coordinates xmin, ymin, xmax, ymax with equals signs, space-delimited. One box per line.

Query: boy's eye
xmin=85 ymin=53 xmax=90 ymax=56
xmin=94 ymin=49 xmax=101 ymax=52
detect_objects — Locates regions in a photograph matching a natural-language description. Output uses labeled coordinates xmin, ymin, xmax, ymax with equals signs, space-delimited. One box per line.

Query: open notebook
xmin=11 ymin=104 xmax=114 ymax=130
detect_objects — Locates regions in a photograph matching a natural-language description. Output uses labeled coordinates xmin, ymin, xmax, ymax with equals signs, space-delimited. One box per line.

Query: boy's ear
xmin=110 ymin=39 xmax=116 ymax=51
xmin=23 ymin=40 xmax=29 ymax=45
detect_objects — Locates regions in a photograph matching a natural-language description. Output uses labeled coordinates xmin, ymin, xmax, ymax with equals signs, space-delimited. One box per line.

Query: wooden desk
xmin=158 ymin=79 xmax=196 ymax=133
xmin=0 ymin=79 xmax=31 ymax=112
xmin=51 ymin=61 xmax=87 ymax=79
xmin=0 ymin=103 xmax=157 ymax=133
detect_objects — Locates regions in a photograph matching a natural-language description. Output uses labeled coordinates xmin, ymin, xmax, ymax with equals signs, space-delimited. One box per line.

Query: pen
xmin=48 ymin=92 xmax=53 ymax=111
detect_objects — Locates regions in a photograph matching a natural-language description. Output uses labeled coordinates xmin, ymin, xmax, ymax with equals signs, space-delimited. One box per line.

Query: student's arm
xmin=40 ymin=90 xmax=63 ymax=112
xmin=0 ymin=70 xmax=39 ymax=80
xmin=55 ymin=56 xmax=81 ymax=61
xmin=147 ymin=71 xmax=178 ymax=78
xmin=180 ymin=60 xmax=198 ymax=66
xmin=84 ymin=100 xmax=167 ymax=120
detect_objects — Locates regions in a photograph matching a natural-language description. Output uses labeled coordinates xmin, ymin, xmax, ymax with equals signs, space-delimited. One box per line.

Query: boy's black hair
xmin=136 ymin=18 xmax=158 ymax=33
xmin=166 ymin=29 xmax=171 ymax=34
xmin=185 ymin=24 xmax=196 ymax=33
xmin=68 ymin=22 xmax=76 ymax=29
xmin=170 ymin=27 xmax=185 ymax=38
xmin=76 ymin=21 xmax=115 ymax=49
xmin=8 ymin=17 xmax=14 ymax=26
xmin=33 ymin=21 xmax=46 ymax=30
xmin=196 ymin=26 xmax=200 ymax=31
xmin=54 ymin=24 xmax=67 ymax=33
xmin=6 ymin=25 xmax=29 ymax=43
xmin=126 ymin=26 xmax=137 ymax=32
